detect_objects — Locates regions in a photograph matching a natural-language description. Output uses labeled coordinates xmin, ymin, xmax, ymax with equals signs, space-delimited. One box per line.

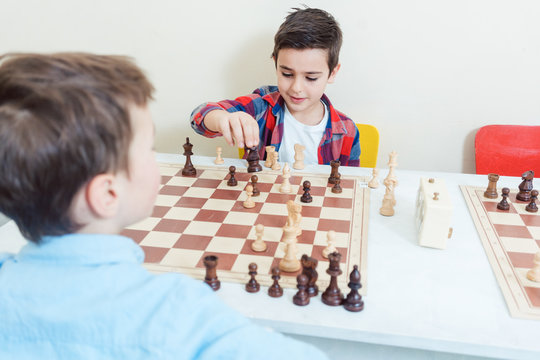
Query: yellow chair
xmin=238 ymin=123 xmax=379 ymax=168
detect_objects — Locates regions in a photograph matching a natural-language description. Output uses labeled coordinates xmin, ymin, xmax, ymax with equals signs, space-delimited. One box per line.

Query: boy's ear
xmin=85 ymin=173 xmax=120 ymax=218
xmin=327 ymin=63 xmax=341 ymax=84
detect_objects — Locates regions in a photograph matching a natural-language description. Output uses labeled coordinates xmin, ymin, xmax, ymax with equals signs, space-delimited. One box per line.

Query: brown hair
xmin=0 ymin=53 xmax=154 ymax=243
xmin=272 ymin=7 xmax=343 ymax=74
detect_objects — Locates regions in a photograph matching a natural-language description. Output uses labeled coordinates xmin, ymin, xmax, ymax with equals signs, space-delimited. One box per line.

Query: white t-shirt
xmin=278 ymin=102 xmax=328 ymax=165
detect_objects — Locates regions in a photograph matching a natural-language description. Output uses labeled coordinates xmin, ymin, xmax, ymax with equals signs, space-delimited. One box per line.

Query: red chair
xmin=475 ymin=125 xmax=540 ymax=176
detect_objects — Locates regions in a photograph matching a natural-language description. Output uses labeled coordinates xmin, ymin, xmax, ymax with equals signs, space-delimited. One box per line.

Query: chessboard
xmin=461 ymin=185 xmax=540 ymax=320
xmin=122 ymin=162 xmax=370 ymax=295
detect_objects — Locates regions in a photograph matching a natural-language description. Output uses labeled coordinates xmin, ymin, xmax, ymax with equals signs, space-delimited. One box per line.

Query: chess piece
xmin=245 ymin=263 xmax=260 ymax=293
xmin=293 ymin=274 xmax=310 ymax=306
xmin=293 ymin=143 xmax=306 ymax=170
xmin=322 ymin=230 xmax=337 ymax=258
xmin=251 ymin=224 xmax=267 ymax=252
xmin=203 ymin=255 xmax=220 ymax=291
xmin=250 ymin=175 xmax=260 ymax=197
xmin=246 ymin=146 xmax=262 ymax=173
xmin=328 ymin=160 xmax=340 ymax=184
xmin=286 ymin=200 xmax=302 ymax=237
xmin=279 ymin=163 xmax=292 ymax=193
xmin=300 ymin=180 xmax=313 ymax=203
xmin=271 ymin=151 xmax=280 ymax=170
xmin=516 ymin=170 xmax=534 ymax=202
xmin=301 ymin=254 xmax=319 ymax=297
xmin=526 ymin=251 xmax=540 ymax=282
xmin=380 ymin=179 xmax=396 ymax=216
xmin=525 ymin=189 xmax=538 ymax=213
xmin=497 ymin=187 xmax=510 ymax=211
xmin=181 ymin=137 xmax=197 ymax=177
xmin=384 ymin=151 xmax=398 ymax=184
xmin=321 ymin=251 xmax=344 ymax=306
xmin=243 ymin=184 xmax=256 ymax=209
xmin=214 ymin=146 xmax=224 ymax=165
xmin=331 ymin=174 xmax=342 ymax=194
xmin=484 ymin=173 xmax=499 ymax=199
xmin=279 ymin=225 xmax=301 ymax=272
xmin=265 ymin=145 xmax=275 ymax=168
xmin=227 ymin=165 xmax=237 ymax=186
xmin=268 ymin=267 xmax=284 ymax=297
xmin=368 ymin=168 xmax=379 ymax=189
xmin=343 ymin=265 xmax=364 ymax=312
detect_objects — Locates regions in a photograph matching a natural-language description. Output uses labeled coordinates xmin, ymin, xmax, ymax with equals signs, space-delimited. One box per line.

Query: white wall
xmin=1 ymin=0 xmax=539 ymax=173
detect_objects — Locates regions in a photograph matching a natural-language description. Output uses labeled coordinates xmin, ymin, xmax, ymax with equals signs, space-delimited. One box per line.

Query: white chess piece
xmin=293 ymin=143 xmax=305 ymax=170
xmin=279 ymin=225 xmax=301 ymax=272
xmin=322 ymin=230 xmax=337 ymax=258
xmin=243 ymin=184 xmax=255 ymax=209
xmin=214 ymin=146 xmax=224 ymax=165
xmin=251 ymin=224 xmax=267 ymax=252
xmin=265 ymin=146 xmax=275 ymax=168
xmin=279 ymin=163 xmax=292 ymax=193
xmin=271 ymin=151 xmax=280 ymax=171
xmin=368 ymin=168 xmax=379 ymax=189
xmin=527 ymin=251 xmax=540 ymax=282
xmin=380 ymin=180 xmax=395 ymax=216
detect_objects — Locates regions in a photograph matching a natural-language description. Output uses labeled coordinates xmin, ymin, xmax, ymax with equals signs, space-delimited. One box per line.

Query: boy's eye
xmin=281 ymin=72 xmax=293 ymax=77
xmin=306 ymin=77 xmax=318 ymax=82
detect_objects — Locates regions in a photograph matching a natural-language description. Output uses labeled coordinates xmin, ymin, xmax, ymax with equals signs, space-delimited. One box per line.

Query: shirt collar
xmin=15 ymin=233 xmax=144 ymax=266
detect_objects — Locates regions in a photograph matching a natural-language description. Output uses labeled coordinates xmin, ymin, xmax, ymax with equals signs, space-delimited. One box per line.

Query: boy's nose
xmin=291 ymin=77 xmax=302 ymax=93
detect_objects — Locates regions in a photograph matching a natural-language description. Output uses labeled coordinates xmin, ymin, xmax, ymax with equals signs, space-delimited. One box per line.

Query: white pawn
xmin=251 ymin=224 xmax=267 ymax=252
xmin=279 ymin=163 xmax=292 ymax=193
xmin=271 ymin=151 xmax=281 ymax=171
xmin=243 ymin=184 xmax=255 ymax=209
xmin=368 ymin=168 xmax=379 ymax=189
xmin=527 ymin=251 xmax=540 ymax=282
xmin=322 ymin=230 xmax=337 ymax=258
xmin=279 ymin=225 xmax=301 ymax=272
xmin=214 ymin=146 xmax=224 ymax=165
xmin=293 ymin=143 xmax=305 ymax=170
xmin=265 ymin=146 xmax=275 ymax=168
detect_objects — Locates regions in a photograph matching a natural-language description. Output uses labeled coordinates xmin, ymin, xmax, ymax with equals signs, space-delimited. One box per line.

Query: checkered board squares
xmin=123 ymin=163 xmax=370 ymax=295
xmin=461 ymin=186 xmax=540 ymax=320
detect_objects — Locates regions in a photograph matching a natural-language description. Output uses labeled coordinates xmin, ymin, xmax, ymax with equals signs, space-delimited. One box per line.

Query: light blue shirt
xmin=0 ymin=233 xmax=327 ymax=359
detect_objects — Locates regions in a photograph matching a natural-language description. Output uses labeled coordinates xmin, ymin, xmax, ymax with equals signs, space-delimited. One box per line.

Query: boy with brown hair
xmin=191 ymin=7 xmax=360 ymax=166
xmin=0 ymin=53 xmax=327 ymax=359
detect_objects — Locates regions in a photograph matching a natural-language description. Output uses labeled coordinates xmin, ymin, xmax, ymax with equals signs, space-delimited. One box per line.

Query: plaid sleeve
xmin=190 ymin=93 xmax=267 ymax=138
xmin=337 ymin=115 xmax=360 ymax=167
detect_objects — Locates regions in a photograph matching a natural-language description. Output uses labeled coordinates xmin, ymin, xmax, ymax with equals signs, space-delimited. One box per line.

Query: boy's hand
xmin=203 ymin=110 xmax=259 ymax=148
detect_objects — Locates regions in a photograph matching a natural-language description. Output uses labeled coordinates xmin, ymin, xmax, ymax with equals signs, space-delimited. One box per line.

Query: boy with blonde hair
xmin=0 ymin=53 xmax=327 ymax=359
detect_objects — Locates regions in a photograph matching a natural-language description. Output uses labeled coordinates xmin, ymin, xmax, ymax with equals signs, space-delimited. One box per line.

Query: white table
xmin=1 ymin=153 xmax=539 ymax=360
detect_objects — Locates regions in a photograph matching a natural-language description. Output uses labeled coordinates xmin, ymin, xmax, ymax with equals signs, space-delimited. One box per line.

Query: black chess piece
xmin=268 ymin=267 xmax=283 ymax=298
xmin=301 ymin=254 xmax=318 ymax=297
xmin=203 ymin=255 xmax=220 ymax=291
xmin=246 ymin=147 xmax=263 ymax=173
xmin=343 ymin=265 xmax=364 ymax=312
xmin=497 ymin=187 xmax=510 ymax=211
xmin=293 ymin=274 xmax=310 ymax=306
xmin=321 ymin=251 xmax=344 ymax=306
xmin=227 ymin=165 xmax=238 ymax=186
xmin=300 ymin=180 xmax=313 ymax=203
xmin=331 ymin=174 xmax=343 ymax=194
xmin=245 ymin=263 xmax=260 ymax=293
xmin=328 ymin=160 xmax=340 ymax=184
xmin=250 ymin=175 xmax=260 ymax=197
xmin=181 ymin=137 xmax=197 ymax=177
xmin=516 ymin=170 xmax=534 ymax=202
xmin=484 ymin=173 xmax=499 ymax=199
xmin=526 ymin=189 xmax=538 ymax=213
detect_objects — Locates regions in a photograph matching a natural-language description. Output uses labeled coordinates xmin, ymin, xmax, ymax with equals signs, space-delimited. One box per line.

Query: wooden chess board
xmin=122 ymin=163 xmax=370 ymax=294
xmin=461 ymin=185 xmax=540 ymax=320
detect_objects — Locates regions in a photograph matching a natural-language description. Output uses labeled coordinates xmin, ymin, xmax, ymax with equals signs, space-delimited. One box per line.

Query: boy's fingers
xmin=219 ymin=118 xmax=234 ymax=146
xmin=229 ymin=116 xmax=245 ymax=148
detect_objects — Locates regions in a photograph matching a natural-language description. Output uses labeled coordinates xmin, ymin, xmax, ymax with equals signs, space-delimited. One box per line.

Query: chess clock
xmin=415 ymin=177 xmax=453 ymax=249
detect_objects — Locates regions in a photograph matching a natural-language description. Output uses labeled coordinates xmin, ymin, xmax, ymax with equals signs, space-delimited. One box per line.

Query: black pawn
xmin=526 ymin=189 xmax=538 ymax=213
xmin=227 ymin=165 xmax=238 ymax=186
xmin=343 ymin=265 xmax=364 ymax=312
xmin=245 ymin=263 xmax=260 ymax=293
xmin=331 ymin=174 xmax=343 ymax=194
xmin=251 ymin=175 xmax=260 ymax=197
xmin=268 ymin=267 xmax=283 ymax=298
xmin=247 ymin=147 xmax=262 ymax=173
xmin=293 ymin=274 xmax=310 ymax=306
xmin=181 ymin=137 xmax=196 ymax=177
xmin=300 ymin=180 xmax=313 ymax=203
xmin=497 ymin=187 xmax=510 ymax=211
